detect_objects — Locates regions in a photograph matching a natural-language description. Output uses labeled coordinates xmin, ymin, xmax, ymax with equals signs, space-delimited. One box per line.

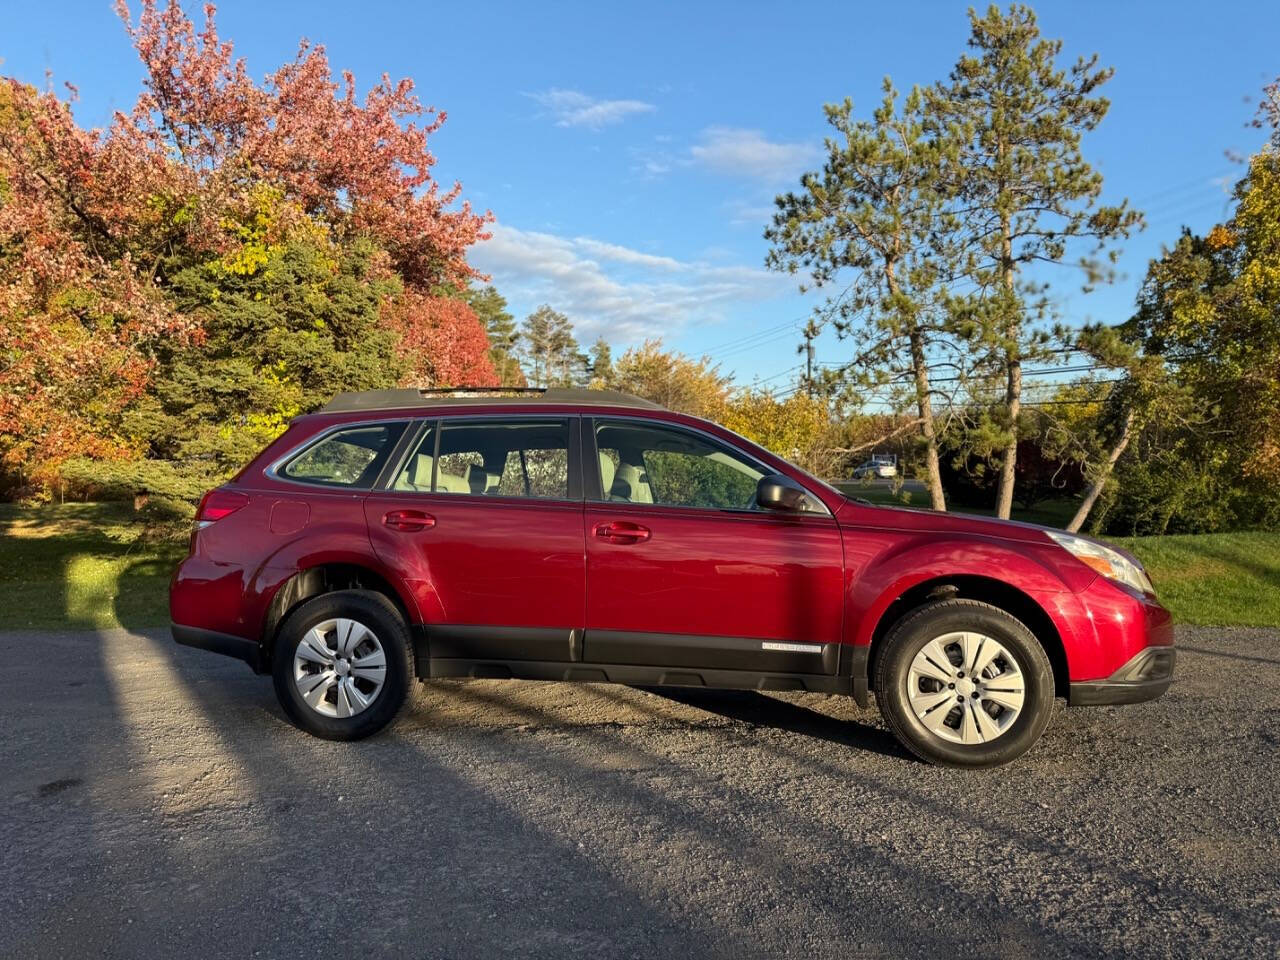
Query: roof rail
xmin=416 ymin=386 xmax=546 ymax=396
xmin=319 ymin=386 xmax=664 ymax=414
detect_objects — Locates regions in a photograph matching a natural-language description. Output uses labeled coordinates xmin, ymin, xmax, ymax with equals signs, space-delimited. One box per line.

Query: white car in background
xmin=852 ymin=456 xmax=897 ymax=480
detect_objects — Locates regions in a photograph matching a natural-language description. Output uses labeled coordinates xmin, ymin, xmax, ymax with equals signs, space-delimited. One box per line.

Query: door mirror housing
xmin=755 ymin=474 xmax=813 ymax=512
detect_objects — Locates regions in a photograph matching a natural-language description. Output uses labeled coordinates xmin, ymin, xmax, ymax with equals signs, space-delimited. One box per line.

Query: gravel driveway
xmin=2 ymin=624 xmax=1278 ymax=959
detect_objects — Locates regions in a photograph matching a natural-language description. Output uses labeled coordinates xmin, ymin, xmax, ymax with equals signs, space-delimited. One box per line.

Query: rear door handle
xmin=383 ymin=509 xmax=435 ymax=532
xmin=592 ymin=520 xmax=651 ymax=544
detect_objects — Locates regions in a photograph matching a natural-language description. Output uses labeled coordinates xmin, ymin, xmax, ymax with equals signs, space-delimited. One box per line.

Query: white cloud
xmin=626 ymin=143 xmax=679 ymax=180
xmin=690 ymin=126 xmax=819 ymax=181
xmin=638 ymin=157 xmax=672 ymax=178
xmin=470 ymin=223 xmax=788 ymax=342
xmin=571 ymin=237 xmax=684 ymax=271
xmin=527 ymin=88 xmax=656 ymax=129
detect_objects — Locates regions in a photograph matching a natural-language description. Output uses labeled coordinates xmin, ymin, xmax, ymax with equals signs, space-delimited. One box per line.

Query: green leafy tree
xmin=0 ymin=2 xmax=493 ymax=501
xmin=1105 ymin=142 xmax=1280 ymax=533
xmin=1048 ymin=322 xmax=1203 ymax=533
xmin=927 ymin=4 xmax=1142 ymax=518
xmin=594 ymin=339 xmax=731 ymax=417
xmin=767 ymin=80 xmax=964 ymax=510
xmin=723 ymin=390 xmax=839 ymax=477
xmin=129 ymin=220 xmax=403 ymax=484
xmin=1130 ymin=177 xmax=1280 ymax=489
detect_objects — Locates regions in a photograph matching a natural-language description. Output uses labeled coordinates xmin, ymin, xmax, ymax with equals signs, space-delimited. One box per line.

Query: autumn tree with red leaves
xmin=383 ymin=292 xmax=501 ymax=389
xmin=0 ymin=80 xmax=199 ymax=489
xmin=0 ymin=0 xmax=496 ymax=500
xmin=116 ymin=0 xmax=489 ymax=289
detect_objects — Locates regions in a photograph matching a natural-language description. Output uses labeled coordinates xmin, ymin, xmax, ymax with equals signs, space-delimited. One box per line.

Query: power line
xmin=816 ymin=361 xmax=1111 ymax=385
xmin=1130 ymin=169 xmax=1235 ymax=208
xmin=1144 ymin=195 xmax=1235 ymax=232
xmin=717 ymin=327 xmax=806 ymax=361
xmin=755 ymin=363 xmax=804 ymax=385
xmin=701 ymin=318 xmax=806 ymax=359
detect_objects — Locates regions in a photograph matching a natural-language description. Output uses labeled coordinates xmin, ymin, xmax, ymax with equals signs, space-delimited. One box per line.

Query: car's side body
xmin=171 ymin=392 xmax=1174 ymax=717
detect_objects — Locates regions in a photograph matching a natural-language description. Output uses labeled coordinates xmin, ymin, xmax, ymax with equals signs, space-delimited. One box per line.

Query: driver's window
xmin=594 ymin=421 xmax=764 ymax=510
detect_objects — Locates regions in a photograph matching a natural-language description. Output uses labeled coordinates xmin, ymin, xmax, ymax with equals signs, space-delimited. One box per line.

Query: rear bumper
xmin=172 ymin=623 xmax=264 ymax=672
xmin=1069 ymin=645 xmax=1176 ymax=706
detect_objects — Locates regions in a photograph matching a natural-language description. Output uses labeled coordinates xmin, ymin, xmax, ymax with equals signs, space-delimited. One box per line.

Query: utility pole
xmin=804 ymin=329 xmax=816 ymax=398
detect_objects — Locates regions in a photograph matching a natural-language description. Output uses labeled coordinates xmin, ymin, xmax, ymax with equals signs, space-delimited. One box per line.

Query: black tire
xmin=874 ymin=599 xmax=1054 ymax=768
xmin=271 ymin=589 xmax=414 ymax=741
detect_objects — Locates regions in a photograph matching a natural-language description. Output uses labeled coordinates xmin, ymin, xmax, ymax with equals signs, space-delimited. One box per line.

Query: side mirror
xmin=755 ymin=474 xmax=811 ymax=512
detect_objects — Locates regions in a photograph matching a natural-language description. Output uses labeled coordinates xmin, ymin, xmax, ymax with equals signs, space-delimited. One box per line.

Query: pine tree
xmin=464 ymin=284 xmax=523 ymax=385
xmin=767 ymin=80 xmax=964 ymax=510
xmin=519 ymin=305 xmax=583 ymax=387
xmin=928 ymin=4 xmax=1141 ymax=518
xmin=588 ymin=337 xmax=614 ymax=385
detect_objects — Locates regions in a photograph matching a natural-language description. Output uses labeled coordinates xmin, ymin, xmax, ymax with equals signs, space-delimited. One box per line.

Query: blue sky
xmin=4 ymin=1 xmax=1276 ymax=387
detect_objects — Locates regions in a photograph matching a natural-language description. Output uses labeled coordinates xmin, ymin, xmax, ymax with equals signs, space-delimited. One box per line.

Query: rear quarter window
xmin=280 ymin=422 xmax=406 ymax=487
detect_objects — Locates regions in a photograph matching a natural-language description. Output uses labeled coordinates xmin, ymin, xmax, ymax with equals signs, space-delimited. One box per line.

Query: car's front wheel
xmin=874 ymin=599 xmax=1054 ymax=767
xmin=271 ymin=590 xmax=414 ymax=740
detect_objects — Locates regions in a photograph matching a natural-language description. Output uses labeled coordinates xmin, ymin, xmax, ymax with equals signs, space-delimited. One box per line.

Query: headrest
xmin=465 ymin=462 xmax=498 ymax=494
xmin=598 ymin=452 xmax=616 ymax=494
xmin=396 ymin=453 xmax=433 ymax=491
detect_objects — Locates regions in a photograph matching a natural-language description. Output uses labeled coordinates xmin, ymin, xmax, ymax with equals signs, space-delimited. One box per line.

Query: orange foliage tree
xmin=382 ymin=293 xmax=498 ymax=388
xmin=0 ymin=1 xmax=495 ymax=494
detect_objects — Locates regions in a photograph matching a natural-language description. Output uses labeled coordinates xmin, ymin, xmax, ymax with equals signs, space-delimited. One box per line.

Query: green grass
xmin=0 ymin=502 xmax=186 ymax=631
xmin=1118 ymin=532 xmax=1280 ymax=627
xmin=828 ymin=484 xmax=1280 ymax=626
xmin=0 ymin=502 xmax=1276 ymax=630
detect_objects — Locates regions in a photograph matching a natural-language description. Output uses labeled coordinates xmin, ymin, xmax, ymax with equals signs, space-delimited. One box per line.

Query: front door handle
xmin=383 ymin=509 xmax=436 ymax=532
xmin=592 ymin=520 xmax=651 ymax=544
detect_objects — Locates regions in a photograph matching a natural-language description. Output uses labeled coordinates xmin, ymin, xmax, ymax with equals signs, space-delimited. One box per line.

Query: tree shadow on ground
xmin=633 ymin=685 xmax=912 ymax=761
xmin=1177 ymin=644 xmax=1280 ymax=667
xmin=1190 ymin=540 xmax=1280 ymax=589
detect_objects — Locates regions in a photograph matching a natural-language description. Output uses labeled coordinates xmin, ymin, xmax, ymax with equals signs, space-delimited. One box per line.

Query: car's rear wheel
xmin=271 ymin=590 xmax=413 ymax=741
xmin=874 ymin=599 xmax=1054 ymax=767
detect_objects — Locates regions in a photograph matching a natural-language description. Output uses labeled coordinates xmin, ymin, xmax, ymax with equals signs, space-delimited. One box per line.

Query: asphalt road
xmin=3 ymin=624 xmax=1278 ymax=959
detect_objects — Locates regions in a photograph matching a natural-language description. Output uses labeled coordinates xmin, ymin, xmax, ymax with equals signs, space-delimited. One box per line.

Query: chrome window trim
xmin=263 ymin=409 xmax=832 ymax=517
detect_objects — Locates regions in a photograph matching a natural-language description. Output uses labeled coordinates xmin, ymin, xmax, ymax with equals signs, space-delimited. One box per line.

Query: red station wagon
xmin=171 ymin=388 xmax=1174 ymax=766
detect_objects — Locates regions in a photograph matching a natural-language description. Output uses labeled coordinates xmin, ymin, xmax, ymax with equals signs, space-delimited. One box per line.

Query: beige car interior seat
xmin=611 ymin=460 xmax=653 ymax=503
xmin=598 ymin=452 xmax=616 ymax=497
xmin=394 ymin=453 xmax=433 ymax=492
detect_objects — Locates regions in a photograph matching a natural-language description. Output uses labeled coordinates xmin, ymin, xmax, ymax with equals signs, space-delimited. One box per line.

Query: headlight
xmin=1046 ymin=530 xmax=1155 ymax=595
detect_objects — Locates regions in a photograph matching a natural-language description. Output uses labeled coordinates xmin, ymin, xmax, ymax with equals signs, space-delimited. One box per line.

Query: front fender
xmin=843 ymin=532 xmax=1088 ymax=649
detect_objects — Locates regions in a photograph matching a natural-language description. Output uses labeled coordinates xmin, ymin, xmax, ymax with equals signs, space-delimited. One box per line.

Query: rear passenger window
xmin=281 ymin=423 xmax=406 ymax=487
xmin=392 ymin=420 xmax=571 ymax=499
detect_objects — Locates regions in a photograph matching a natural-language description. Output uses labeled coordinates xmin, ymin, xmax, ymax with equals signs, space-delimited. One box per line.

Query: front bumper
xmin=1069 ymin=645 xmax=1176 ymax=705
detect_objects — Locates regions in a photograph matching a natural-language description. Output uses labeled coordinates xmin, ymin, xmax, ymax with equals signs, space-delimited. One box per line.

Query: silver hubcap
xmin=292 ymin=618 xmax=387 ymax=719
xmin=907 ymin=631 xmax=1026 ymax=745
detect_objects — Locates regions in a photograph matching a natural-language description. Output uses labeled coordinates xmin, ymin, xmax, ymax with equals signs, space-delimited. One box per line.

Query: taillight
xmin=196 ymin=489 xmax=250 ymax=527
